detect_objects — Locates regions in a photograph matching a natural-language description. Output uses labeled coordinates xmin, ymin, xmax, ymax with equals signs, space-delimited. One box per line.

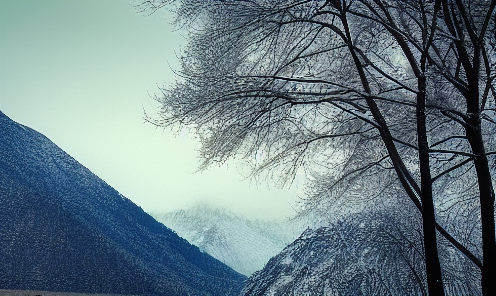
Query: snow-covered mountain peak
xmin=151 ymin=204 xmax=305 ymax=276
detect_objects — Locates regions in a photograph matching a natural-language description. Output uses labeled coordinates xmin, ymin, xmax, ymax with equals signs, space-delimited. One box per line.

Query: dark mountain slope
xmin=0 ymin=110 xmax=245 ymax=295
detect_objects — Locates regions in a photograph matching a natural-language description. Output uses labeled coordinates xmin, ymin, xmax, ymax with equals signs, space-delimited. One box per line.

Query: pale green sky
xmin=0 ymin=0 xmax=299 ymax=220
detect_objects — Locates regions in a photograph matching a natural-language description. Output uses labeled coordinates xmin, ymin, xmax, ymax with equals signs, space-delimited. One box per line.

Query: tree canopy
xmin=139 ymin=0 xmax=496 ymax=295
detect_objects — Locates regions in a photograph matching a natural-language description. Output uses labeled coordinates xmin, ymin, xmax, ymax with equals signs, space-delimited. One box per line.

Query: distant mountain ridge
xmin=152 ymin=204 xmax=304 ymax=276
xmin=0 ymin=110 xmax=245 ymax=295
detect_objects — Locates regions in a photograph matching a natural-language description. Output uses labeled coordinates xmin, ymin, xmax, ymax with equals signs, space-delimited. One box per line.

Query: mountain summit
xmin=0 ymin=111 xmax=245 ymax=295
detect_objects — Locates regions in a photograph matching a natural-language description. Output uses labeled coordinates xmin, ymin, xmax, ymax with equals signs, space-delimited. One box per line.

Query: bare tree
xmin=138 ymin=0 xmax=495 ymax=295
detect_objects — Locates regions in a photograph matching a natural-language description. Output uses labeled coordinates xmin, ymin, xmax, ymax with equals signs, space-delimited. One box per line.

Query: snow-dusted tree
xmin=138 ymin=0 xmax=495 ymax=295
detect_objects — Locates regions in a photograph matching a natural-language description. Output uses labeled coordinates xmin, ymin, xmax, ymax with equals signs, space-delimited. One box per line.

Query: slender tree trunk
xmin=370 ymin=0 xmax=482 ymax=271
xmin=465 ymin=111 xmax=496 ymax=296
xmin=463 ymin=28 xmax=496 ymax=293
xmin=417 ymin=75 xmax=445 ymax=296
xmin=341 ymin=4 xmax=445 ymax=293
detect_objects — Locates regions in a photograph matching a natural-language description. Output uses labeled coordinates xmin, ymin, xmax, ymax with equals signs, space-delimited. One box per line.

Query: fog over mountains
xmin=0 ymin=110 xmax=245 ymax=295
xmin=152 ymin=205 xmax=305 ymax=276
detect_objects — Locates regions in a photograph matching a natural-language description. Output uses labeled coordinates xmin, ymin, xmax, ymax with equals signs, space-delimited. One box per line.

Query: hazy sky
xmin=0 ymin=0 xmax=300 ymax=220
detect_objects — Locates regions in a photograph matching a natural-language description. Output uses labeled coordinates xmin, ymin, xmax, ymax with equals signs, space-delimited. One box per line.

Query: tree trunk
xmin=417 ymin=75 xmax=445 ymax=296
xmin=341 ymin=6 xmax=445 ymax=293
xmin=465 ymin=114 xmax=496 ymax=296
xmin=464 ymin=37 xmax=496 ymax=294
